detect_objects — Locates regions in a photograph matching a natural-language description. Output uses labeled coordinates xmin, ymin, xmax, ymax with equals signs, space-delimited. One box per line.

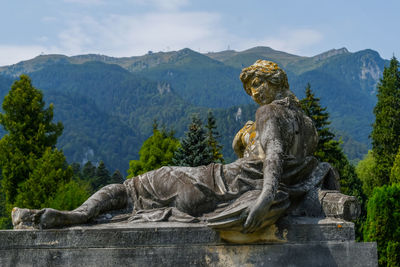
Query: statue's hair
xmin=240 ymin=60 xmax=289 ymax=96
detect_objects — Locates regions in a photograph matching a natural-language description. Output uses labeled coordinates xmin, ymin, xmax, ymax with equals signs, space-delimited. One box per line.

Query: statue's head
xmin=240 ymin=60 xmax=292 ymax=105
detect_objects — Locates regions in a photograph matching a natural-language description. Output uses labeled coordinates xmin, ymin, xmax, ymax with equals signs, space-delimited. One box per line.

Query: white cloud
xmin=0 ymin=8 xmax=324 ymax=66
xmin=0 ymin=45 xmax=49 ymax=66
xmin=235 ymin=29 xmax=323 ymax=56
xmin=63 ymin=0 xmax=104 ymax=5
xmin=42 ymin=16 xmax=57 ymax=22
xmin=57 ymin=11 xmax=227 ymax=56
xmin=129 ymin=0 xmax=189 ymax=11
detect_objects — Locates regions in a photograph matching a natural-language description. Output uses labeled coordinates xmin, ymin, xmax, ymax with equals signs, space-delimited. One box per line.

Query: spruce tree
xmin=173 ymin=115 xmax=213 ymax=167
xmin=92 ymin=161 xmax=110 ymax=190
xmin=70 ymin=163 xmax=82 ymax=178
xmin=127 ymin=125 xmax=180 ymax=177
xmin=371 ymin=56 xmax=400 ymax=186
xmin=300 ymin=83 xmax=339 ymax=162
xmin=110 ymin=170 xmax=124 ymax=184
xmin=0 ymin=75 xmax=64 ymax=205
xmin=300 ymin=84 xmax=365 ymax=224
xmin=0 ymin=75 xmax=77 ymax=226
xmin=205 ymin=111 xmax=224 ymax=163
xmin=82 ymin=161 xmax=96 ymax=181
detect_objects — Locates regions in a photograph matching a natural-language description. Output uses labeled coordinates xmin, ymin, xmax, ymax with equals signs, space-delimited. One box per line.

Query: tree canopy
xmin=371 ymin=56 xmax=400 ymax=186
xmin=205 ymin=111 xmax=224 ymax=163
xmin=363 ymin=184 xmax=400 ymax=266
xmin=0 ymin=75 xmax=90 ymax=228
xmin=300 ymin=83 xmax=365 ymax=237
xmin=127 ymin=124 xmax=180 ymax=177
xmin=0 ymin=75 xmax=64 ymax=205
xmin=300 ymin=83 xmax=340 ymax=163
xmin=173 ymin=115 xmax=214 ymax=167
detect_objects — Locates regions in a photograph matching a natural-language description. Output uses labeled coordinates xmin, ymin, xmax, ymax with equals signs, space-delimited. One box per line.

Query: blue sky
xmin=0 ymin=0 xmax=398 ymax=66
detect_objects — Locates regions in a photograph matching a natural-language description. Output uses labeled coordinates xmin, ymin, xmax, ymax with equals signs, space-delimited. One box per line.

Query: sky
xmin=0 ymin=0 xmax=399 ymax=66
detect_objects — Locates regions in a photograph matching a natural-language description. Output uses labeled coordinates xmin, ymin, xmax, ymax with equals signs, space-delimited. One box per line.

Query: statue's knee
xmin=319 ymin=190 xmax=360 ymax=221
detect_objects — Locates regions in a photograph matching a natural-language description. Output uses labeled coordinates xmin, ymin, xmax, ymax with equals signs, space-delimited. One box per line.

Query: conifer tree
xmin=110 ymin=170 xmax=124 ymax=184
xmin=300 ymin=84 xmax=365 ymax=207
xmin=92 ymin=161 xmax=110 ymax=190
xmin=70 ymin=163 xmax=82 ymax=178
xmin=205 ymin=111 xmax=224 ymax=163
xmin=82 ymin=161 xmax=96 ymax=181
xmin=0 ymin=175 xmax=10 ymax=229
xmin=0 ymin=75 xmax=79 ymax=226
xmin=14 ymin=148 xmax=73 ymax=208
xmin=390 ymin=147 xmax=400 ymax=184
xmin=127 ymin=124 xmax=180 ymax=177
xmin=300 ymin=83 xmax=339 ymax=162
xmin=371 ymin=56 xmax=400 ymax=186
xmin=0 ymin=75 xmax=64 ymax=206
xmin=173 ymin=115 xmax=213 ymax=167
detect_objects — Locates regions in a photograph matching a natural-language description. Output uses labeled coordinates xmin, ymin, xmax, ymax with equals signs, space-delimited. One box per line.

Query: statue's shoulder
xmin=256 ymin=97 xmax=294 ymax=120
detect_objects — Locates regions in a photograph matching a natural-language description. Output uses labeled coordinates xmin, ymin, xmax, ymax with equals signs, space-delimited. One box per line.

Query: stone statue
xmin=11 ymin=60 xmax=359 ymax=233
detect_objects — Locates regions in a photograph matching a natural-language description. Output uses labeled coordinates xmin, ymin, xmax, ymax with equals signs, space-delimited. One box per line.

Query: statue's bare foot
xmin=12 ymin=207 xmax=87 ymax=229
xmin=12 ymin=207 xmax=44 ymax=229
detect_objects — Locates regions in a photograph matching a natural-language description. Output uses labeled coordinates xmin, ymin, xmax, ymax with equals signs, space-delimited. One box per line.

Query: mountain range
xmin=0 ymin=46 xmax=389 ymax=174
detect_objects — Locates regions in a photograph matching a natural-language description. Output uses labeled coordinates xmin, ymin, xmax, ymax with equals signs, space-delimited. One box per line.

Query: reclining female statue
xmin=12 ymin=60 xmax=343 ymax=233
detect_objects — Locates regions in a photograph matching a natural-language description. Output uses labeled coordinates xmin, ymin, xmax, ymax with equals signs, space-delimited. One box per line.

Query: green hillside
xmin=207 ymin=46 xmax=305 ymax=69
xmin=0 ymin=46 xmax=389 ymax=172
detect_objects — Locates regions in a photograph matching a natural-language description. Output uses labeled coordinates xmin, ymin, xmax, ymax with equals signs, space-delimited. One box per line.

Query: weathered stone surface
xmin=320 ymin=190 xmax=361 ymax=221
xmin=5 ymin=60 xmax=375 ymax=266
xmin=0 ymin=217 xmax=377 ymax=266
xmin=0 ymin=217 xmax=355 ymax=248
xmin=12 ymin=60 xmax=349 ymax=234
xmin=0 ymin=242 xmax=377 ymax=267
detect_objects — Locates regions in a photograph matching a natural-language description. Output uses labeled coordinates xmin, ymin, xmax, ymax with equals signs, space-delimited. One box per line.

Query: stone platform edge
xmin=0 ymin=216 xmax=378 ymax=267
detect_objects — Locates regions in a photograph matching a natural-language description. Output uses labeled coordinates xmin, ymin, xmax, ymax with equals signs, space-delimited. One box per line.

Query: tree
xmin=356 ymin=150 xmax=378 ymax=197
xmin=48 ymin=179 xmax=91 ymax=211
xmin=300 ymin=84 xmax=366 ymax=239
xmin=92 ymin=161 xmax=110 ymax=190
xmin=82 ymin=161 xmax=96 ymax=181
xmin=13 ymin=148 xmax=73 ymax=209
xmin=71 ymin=163 xmax=82 ymax=178
xmin=205 ymin=111 xmax=224 ymax=163
xmin=173 ymin=115 xmax=213 ymax=167
xmin=0 ymin=76 xmax=87 ymax=228
xmin=127 ymin=125 xmax=180 ymax=178
xmin=371 ymin=56 xmax=400 ymax=186
xmin=390 ymin=147 xmax=400 ymax=184
xmin=110 ymin=170 xmax=124 ymax=184
xmin=363 ymin=184 xmax=400 ymax=266
xmin=0 ymin=174 xmax=11 ymax=229
xmin=0 ymin=75 xmax=64 ymax=206
xmin=300 ymin=84 xmax=356 ymax=175
xmin=300 ymin=83 xmax=339 ymax=162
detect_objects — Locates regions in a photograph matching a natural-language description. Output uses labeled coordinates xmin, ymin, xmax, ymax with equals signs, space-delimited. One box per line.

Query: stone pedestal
xmin=0 ymin=217 xmax=377 ymax=266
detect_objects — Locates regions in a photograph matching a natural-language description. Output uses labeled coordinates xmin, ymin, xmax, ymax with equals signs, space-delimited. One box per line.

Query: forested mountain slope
xmin=0 ymin=47 xmax=389 ymax=172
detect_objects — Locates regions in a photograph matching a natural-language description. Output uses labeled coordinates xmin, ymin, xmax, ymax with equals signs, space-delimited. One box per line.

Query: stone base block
xmin=0 ymin=217 xmax=377 ymax=267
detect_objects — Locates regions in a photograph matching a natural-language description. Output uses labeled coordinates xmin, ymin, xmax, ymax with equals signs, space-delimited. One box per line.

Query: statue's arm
xmin=243 ymin=106 xmax=284 ymax=233
xmin=232 ymin=120 xmax=254 ymax=158
xmin=232 ymin=131 xmax=245 ymax=158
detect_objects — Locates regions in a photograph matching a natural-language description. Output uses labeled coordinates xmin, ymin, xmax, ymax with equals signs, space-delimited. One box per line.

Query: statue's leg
xmin=12 ymin=184 xmax=128 ymax=229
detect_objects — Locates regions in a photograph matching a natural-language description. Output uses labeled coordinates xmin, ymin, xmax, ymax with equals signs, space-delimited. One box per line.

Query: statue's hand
xmin=242 ymin=197 xmax=272 ymax=233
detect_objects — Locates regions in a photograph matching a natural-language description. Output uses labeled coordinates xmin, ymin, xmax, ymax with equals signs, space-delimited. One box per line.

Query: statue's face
xmin=246 ymin=76 xmax=279 ymax=105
